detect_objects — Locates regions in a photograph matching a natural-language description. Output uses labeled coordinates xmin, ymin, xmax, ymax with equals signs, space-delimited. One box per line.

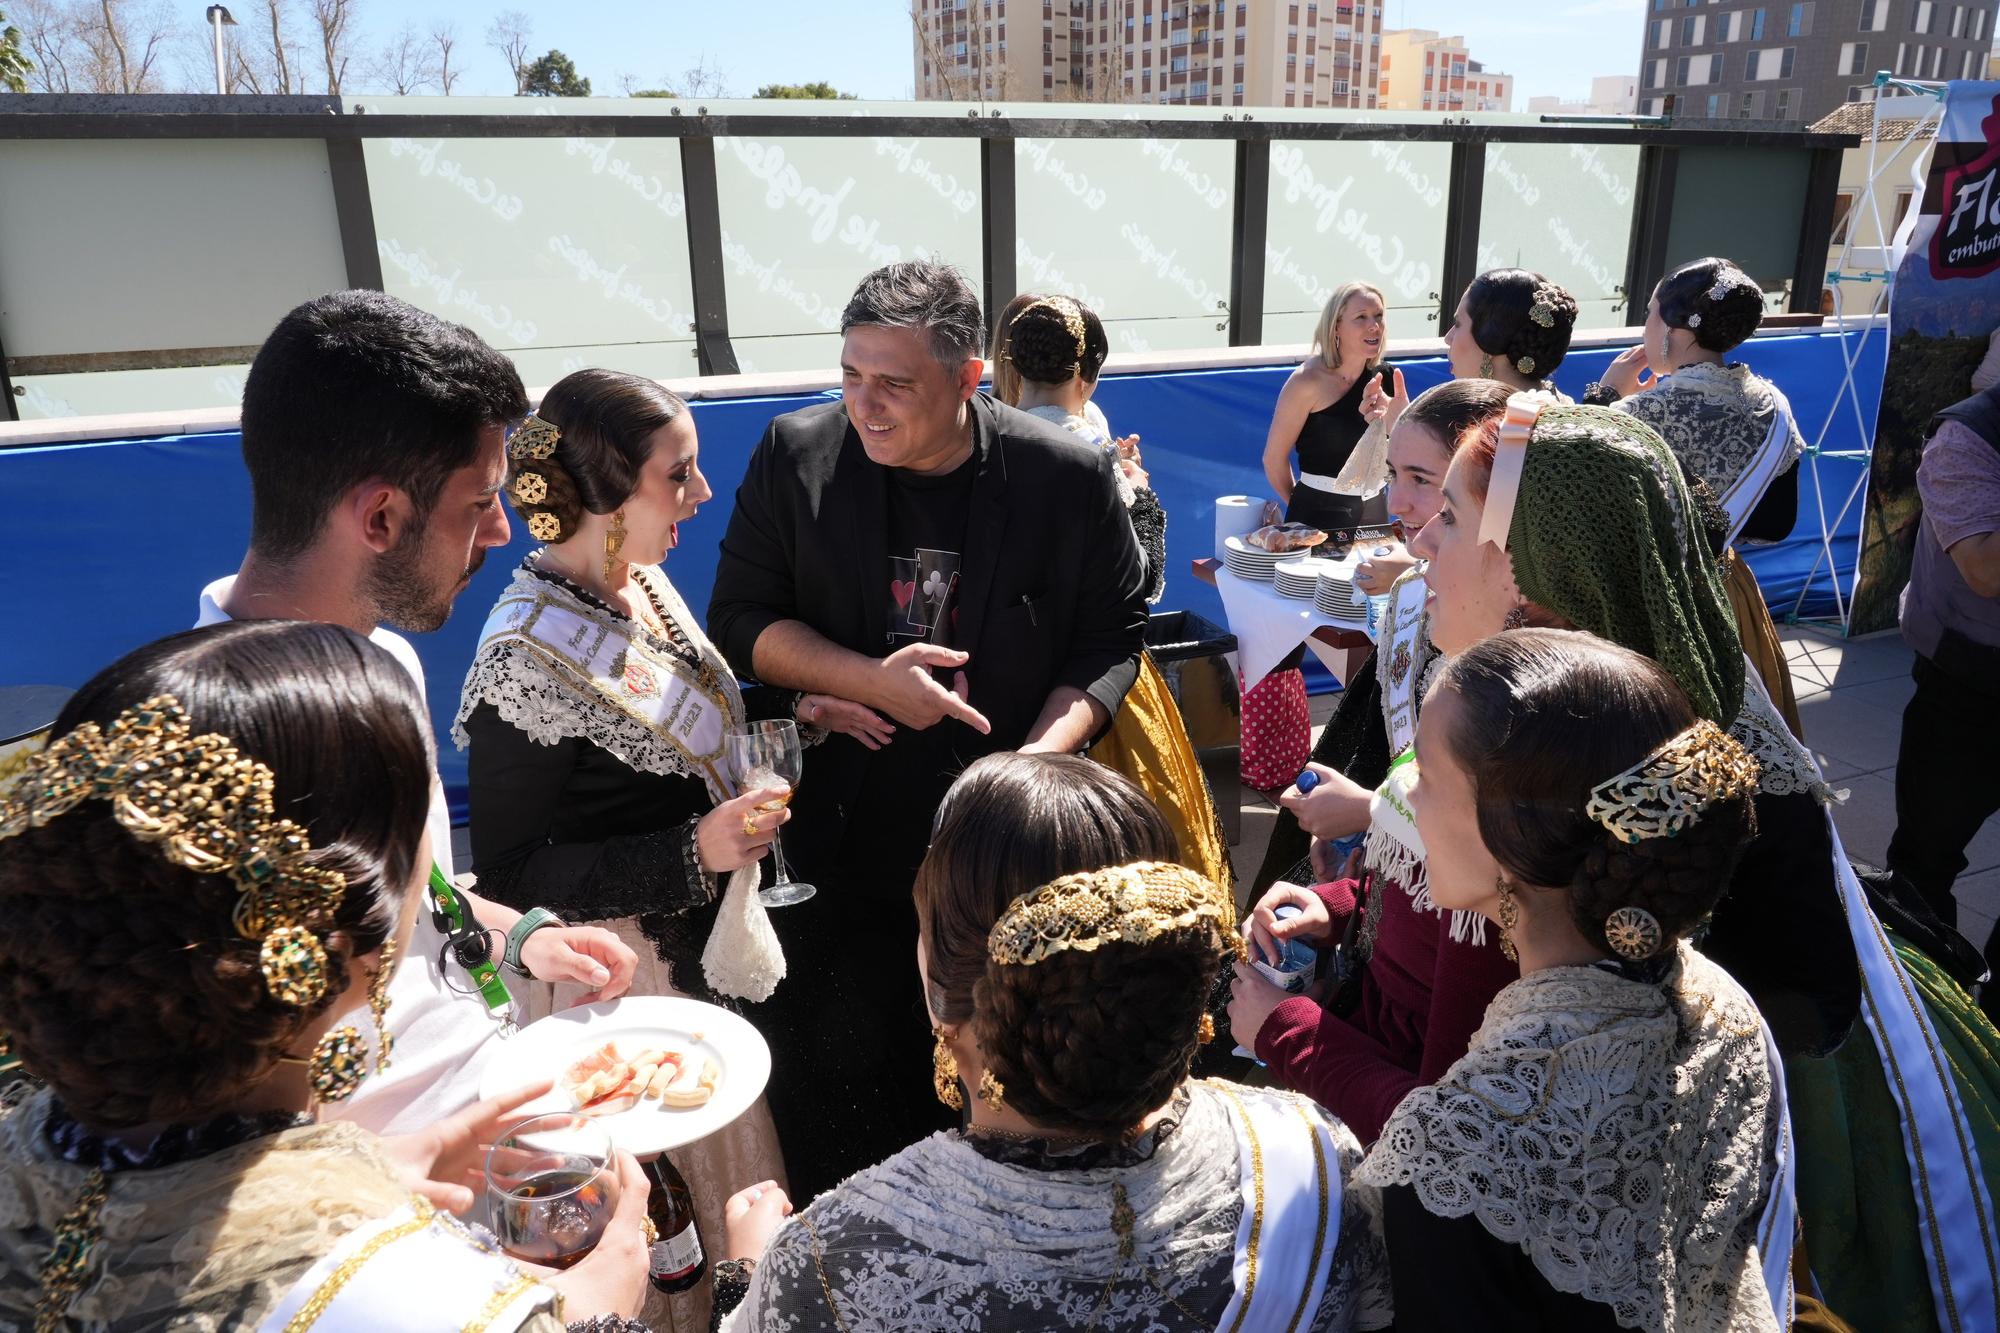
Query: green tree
xmin=0 ymin=8 xmax=32 ymax=93
xmin=521 ymin=48 xmax=589 ymax=97
xmin=753 ymin=81 xmax=855 ymax=99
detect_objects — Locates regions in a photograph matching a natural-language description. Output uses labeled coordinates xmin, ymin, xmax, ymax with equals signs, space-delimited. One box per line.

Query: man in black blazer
xmin=709 ymin=261 xmax=1148 ymax=1196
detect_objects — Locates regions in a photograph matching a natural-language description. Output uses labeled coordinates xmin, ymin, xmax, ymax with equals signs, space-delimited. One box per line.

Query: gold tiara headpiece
xmin=988 ymin=861 xmax=1245 ymax=967
xmin=508 ymin=414 xmax=561 ymax=462
xmin=1584 ymin=719 xmax=1760 ymax=844
xmin=0 ymin=695 xmax=349 ymax=1007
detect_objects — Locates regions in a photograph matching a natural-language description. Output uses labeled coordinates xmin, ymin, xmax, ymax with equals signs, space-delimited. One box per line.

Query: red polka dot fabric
xmin=1239 ymin=667 xmax=1311 ymax=793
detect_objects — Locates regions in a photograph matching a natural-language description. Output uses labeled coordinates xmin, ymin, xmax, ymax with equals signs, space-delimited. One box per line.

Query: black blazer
xmin=709 ymin=393 xmax=1148 ymax=853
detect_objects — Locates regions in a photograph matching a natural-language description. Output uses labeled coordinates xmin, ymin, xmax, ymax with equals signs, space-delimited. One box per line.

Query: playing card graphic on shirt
xmin=889 ymin=546 xmax=962 ymax=641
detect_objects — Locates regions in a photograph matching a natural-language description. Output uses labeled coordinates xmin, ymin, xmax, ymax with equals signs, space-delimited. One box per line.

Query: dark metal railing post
xmin=1623 ymin=145 xmax=1679 ymax=322
xmin=981 ymin=137 xmax=1018 ymax=348
xmin=1228 ymin=138 xmax=1270 ymax=347
xmin=324 ymin=138 xmax=385 ymax=290
xmin=679 ymin=135 xmax=741 ymax=377
xmin=1791 ymin=144 xmax=1844 ymax=314
xmin=1438 ymin=141 xmax=1487 ymax=337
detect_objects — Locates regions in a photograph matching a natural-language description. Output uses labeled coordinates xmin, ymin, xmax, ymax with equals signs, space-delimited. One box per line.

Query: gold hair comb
xmin=1585 ymin=719 xmax=1760 ymax=844
xmin=988 ymin=861 xmax=1244 ymax=967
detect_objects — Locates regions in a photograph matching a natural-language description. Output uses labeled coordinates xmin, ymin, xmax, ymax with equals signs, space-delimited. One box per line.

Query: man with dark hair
xmin=711 ymin=260 xmax=1148 ymax=1196
xmin=199 ymin=290 xmax=638 ymax=1134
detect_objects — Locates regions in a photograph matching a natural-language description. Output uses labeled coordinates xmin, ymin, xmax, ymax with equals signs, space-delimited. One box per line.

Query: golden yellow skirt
xmin=1089 ymin=652 xmax=1235 ymax=896
xmin=1724 ymin=548 xmax=1804 ymax=740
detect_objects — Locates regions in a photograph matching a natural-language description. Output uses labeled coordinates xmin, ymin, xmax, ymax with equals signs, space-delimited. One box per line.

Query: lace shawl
xmin=451 ymin=561 xmax=746 ymax=792
xmin=1357 ymin=945 xmax=1780 ymax=1333
xmin=0 ymin=1091 xmax=563 ymax=1332
xmin=721 ymin=1081 xmax=1394 ymax=1332
xmin=1729 ymin=678 xmax=1835 ymax=805
xmin=1612 ymin=364 xmax=1807 ymax=501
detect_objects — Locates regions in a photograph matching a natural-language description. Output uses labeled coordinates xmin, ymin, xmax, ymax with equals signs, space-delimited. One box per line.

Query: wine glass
xmin=726 ymin=719 xmax=817 ymax=907
xmin=485 ymin=1113 xmax=621 ymax=1269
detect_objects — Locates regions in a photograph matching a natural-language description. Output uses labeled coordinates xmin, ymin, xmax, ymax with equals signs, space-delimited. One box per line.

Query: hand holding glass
xmin=726 ymin=720 xmax=817 ymax=906
xmin=485 ymin=1113 xmax=621 ymax=1268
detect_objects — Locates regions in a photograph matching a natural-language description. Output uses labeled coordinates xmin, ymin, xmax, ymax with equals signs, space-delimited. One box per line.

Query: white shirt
xmin=196 ymin=576 xmax=504 ymax=1135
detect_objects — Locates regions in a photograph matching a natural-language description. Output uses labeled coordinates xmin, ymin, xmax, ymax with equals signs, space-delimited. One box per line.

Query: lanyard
xmin=427 ymin=865 xmax=514 ymax=1025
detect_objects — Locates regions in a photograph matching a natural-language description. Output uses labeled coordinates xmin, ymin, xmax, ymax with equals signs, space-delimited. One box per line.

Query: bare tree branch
xmin=909 ymin=0 xmax=965 ymax=101
xmin=429 ymin=18 xmax=456 ymax=93
xmin=369 ymin=19 xmax=433 ymax=94
xmin=307 ymin=0 xmax=354 ymax=94
xmin=485 ymin=7 xmax=528 ymax=93
xmin=15 ymin=0 xmax=82 ymax=91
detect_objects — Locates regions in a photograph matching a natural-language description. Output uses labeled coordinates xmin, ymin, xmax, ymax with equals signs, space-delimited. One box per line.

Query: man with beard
xmin=196 ymin=290 xmax=639 ymax=1133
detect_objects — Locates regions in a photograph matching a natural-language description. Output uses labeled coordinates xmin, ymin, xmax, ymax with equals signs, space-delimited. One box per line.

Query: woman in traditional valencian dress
xmin=1588 ymin=256 xmax=1808 ymax=733
xmin=0 ymin=620 xmax=654 ymax=1331
xmin=1348 ymin=391 xmax=1997 ymax=1331
xmin=990 ymin=293 xmax=1232 ymax=895
xmin=710 ymin=753 xmax=1392 ymax=1332
xmin=455 ymin=370 xmax=883 ymax=1324
xmin=1362 ymin=628 xmax=1794 ymax=1330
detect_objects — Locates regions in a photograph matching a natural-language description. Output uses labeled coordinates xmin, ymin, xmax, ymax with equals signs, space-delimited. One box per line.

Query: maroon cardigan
xmin=1255 ymin=876 xmax=1521 ymax=1143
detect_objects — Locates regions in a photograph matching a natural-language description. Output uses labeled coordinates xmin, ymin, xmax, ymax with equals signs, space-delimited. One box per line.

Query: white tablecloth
xmin=1213 ymin=565 xmax=1377 ymax=692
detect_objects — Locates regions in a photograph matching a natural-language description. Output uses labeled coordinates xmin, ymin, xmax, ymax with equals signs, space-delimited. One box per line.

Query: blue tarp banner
xmin=0 ymin=329 xmax=1874 ymax=813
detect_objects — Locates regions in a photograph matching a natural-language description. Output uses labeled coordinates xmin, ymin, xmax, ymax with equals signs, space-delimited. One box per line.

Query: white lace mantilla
xmin=452 ymin=563 xmax=745 ymax=793
xmin=722 ymin=1082 xmax=1394 ymax=1332
xmin=1613 ymin=365 xmax=1806 ymax=503
xmin=1729 ymin=682 xmax=1836 ymax=805
xmin=1357 ymin=944 xmax=1780 ymax=1333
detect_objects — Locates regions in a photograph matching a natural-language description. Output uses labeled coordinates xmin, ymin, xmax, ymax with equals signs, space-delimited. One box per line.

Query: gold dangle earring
xmin=977 ymin=1070 xmax=1006 ymax=1113
xmin=306 ymin=1026 xmax=369 ymax=1103
xmin=603 ymin=510 xmax=628 ymax=582
xmin=1495 ymin=878 xmax=1521 ymax=963
xmin=368 ymin=937 xmax=397 ymax=1070
xmin=931 ymin=1026 xmax=964 ymax=1111
xmin=1478 ymin=354 xmax=1496 ymax=380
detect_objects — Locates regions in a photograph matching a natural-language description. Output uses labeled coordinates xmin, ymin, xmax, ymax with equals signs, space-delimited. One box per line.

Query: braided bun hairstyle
xmin=1464 ymin=269 xmax=1580 ymax=379
xmin=508 ymin=368 xmax=687 ymax=544
xmin=915 ymin=753 xmax=1227 ymax=1141
xmin=1000 ymin=295 xmax=1109 ymax=389
xmin=1435 ymin=629 xmax=1756 ymax=954
xmin=1655 ymin=257 xmax=1765 ymax=354
xmin=990 ymin=291 xmax=1044 ymax=406
xmin=0 ymin=621 xmax=432 ymax=1127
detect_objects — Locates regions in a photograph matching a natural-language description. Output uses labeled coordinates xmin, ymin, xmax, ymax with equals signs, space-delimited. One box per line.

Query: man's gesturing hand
xmin=871 ymin=644 xmax=992 ymax=733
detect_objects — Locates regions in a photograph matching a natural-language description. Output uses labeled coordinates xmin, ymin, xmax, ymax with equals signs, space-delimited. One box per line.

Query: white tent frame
xmin=1786 ymin=74 xmax=1948 ymax=634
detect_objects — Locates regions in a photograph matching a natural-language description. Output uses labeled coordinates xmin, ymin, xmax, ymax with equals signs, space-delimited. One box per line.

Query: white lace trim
xmin=1357 ymin=944 xmax=1780 ymax=1333
xmin=1729 ymin=686 xmax=1834 ymax=805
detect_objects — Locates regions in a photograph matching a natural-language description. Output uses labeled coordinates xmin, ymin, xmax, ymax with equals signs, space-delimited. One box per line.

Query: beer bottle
xmin=643 ymin=1154 xmax=707 ymax=1293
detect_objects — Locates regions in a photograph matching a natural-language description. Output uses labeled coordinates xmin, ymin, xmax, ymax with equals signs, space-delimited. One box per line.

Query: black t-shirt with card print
xmin=882 ymin=458 xmax=975 ymax=649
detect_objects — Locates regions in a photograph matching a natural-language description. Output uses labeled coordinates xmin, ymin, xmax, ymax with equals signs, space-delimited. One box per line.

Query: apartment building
xmin=1526 ymin=74 xmax=1641 ymax=116
xmin=1377 ymin=30 xmax=1516 ymax=112
xmin=912 ymin=0 xmax=1384 ymax=109
xmin=1633 ymin=0 xmax=1998 ymax=123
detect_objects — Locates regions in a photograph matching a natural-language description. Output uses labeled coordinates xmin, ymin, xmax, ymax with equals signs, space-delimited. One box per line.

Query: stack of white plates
xmin=1222 ymin=534 xmax=1294 ymax=582
xmin=1273 ymin=555 xmax=1340 ymax=600
xmin=1316 ymin=569 xmax=1368 ymax=620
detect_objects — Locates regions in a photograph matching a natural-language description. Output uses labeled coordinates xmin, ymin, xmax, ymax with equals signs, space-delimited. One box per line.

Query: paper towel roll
xmin=1214 ymin=495 xmax=1265 ymax=560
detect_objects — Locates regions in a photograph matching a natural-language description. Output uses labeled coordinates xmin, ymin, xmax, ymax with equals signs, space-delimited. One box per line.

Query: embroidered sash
xmin=257 ymin=1202 xmax=552 ymax=1333
xmin=1756 ymin=1021 xmax=1799 ymax=1328
xmin=1376 ymin=566 xmax=1433 ymax=758
xmin=1718 ymin=395 xmax=1798 ymax=548
xmin=469 ymin=570 xmax=743 ymax=802
xmin=1205 ymin=1081 xmax=1342 ymax=1333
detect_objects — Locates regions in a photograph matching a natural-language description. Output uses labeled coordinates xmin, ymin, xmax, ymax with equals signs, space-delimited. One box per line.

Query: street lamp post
xmin=206 ymin=6 xmax=237 ymax=95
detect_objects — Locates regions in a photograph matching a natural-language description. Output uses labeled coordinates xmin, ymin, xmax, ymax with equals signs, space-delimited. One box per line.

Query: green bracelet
xmin=504 ymin=906 xmax=566 ymax=975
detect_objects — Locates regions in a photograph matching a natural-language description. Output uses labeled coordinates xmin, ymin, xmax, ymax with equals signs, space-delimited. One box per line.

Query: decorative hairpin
xmin=526 ymin=512 xmax=564 ymax=543
xmin=508 ymin=414 xmax=561 ymax=462
xmin=1686 ymin=313 xmax=1703 ymax=329
xmin=1706 ymin=266 xmax=1749 ymax=303
xmin=1515 ymin=355 xmax=1538 ymax=376
xmin=987 ymin=861 xmax=1244 ymax=968
xmin=0 ymin=696 xmax=349 ymax=1008
xmin=1584 ymin=718 xmax=1760 ymax=844
xmin=512 ymin=472 xmax=549 ymax=506
xmin=1025 ymin=296 xmax=1088 ymax=363
xmin=1527 ymin=281 xmax=1562 ymax=329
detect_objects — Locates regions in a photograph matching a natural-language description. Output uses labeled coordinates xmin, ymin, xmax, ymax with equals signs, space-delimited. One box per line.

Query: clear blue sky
xmin=345 ymin=0 xmax=1646 ymax=105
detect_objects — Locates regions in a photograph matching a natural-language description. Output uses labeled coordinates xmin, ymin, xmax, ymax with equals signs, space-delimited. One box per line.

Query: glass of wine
xmin=725 ymin=719 xmax=817 ymax=907
xmin=485 ymin=1113 xmax=622 ymax=1269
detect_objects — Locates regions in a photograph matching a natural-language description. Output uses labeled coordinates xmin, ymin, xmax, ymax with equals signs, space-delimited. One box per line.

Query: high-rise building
xmin=1633 ymin=0 xmax=1998 ymax=124
xmin=912 ymin=0 xmax=1383 ymax=110
xmin=1376 ymin=29 xmax=1515 ymax=112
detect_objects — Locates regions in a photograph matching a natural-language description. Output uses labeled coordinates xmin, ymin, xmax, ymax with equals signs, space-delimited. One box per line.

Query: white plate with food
xmin=478 ymin=996 xmax=771 ymax=1156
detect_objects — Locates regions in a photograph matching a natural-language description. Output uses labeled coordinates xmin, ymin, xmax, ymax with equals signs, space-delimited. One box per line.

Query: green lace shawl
xmin=1509 ymin=404 xmax=1745 ymax=724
